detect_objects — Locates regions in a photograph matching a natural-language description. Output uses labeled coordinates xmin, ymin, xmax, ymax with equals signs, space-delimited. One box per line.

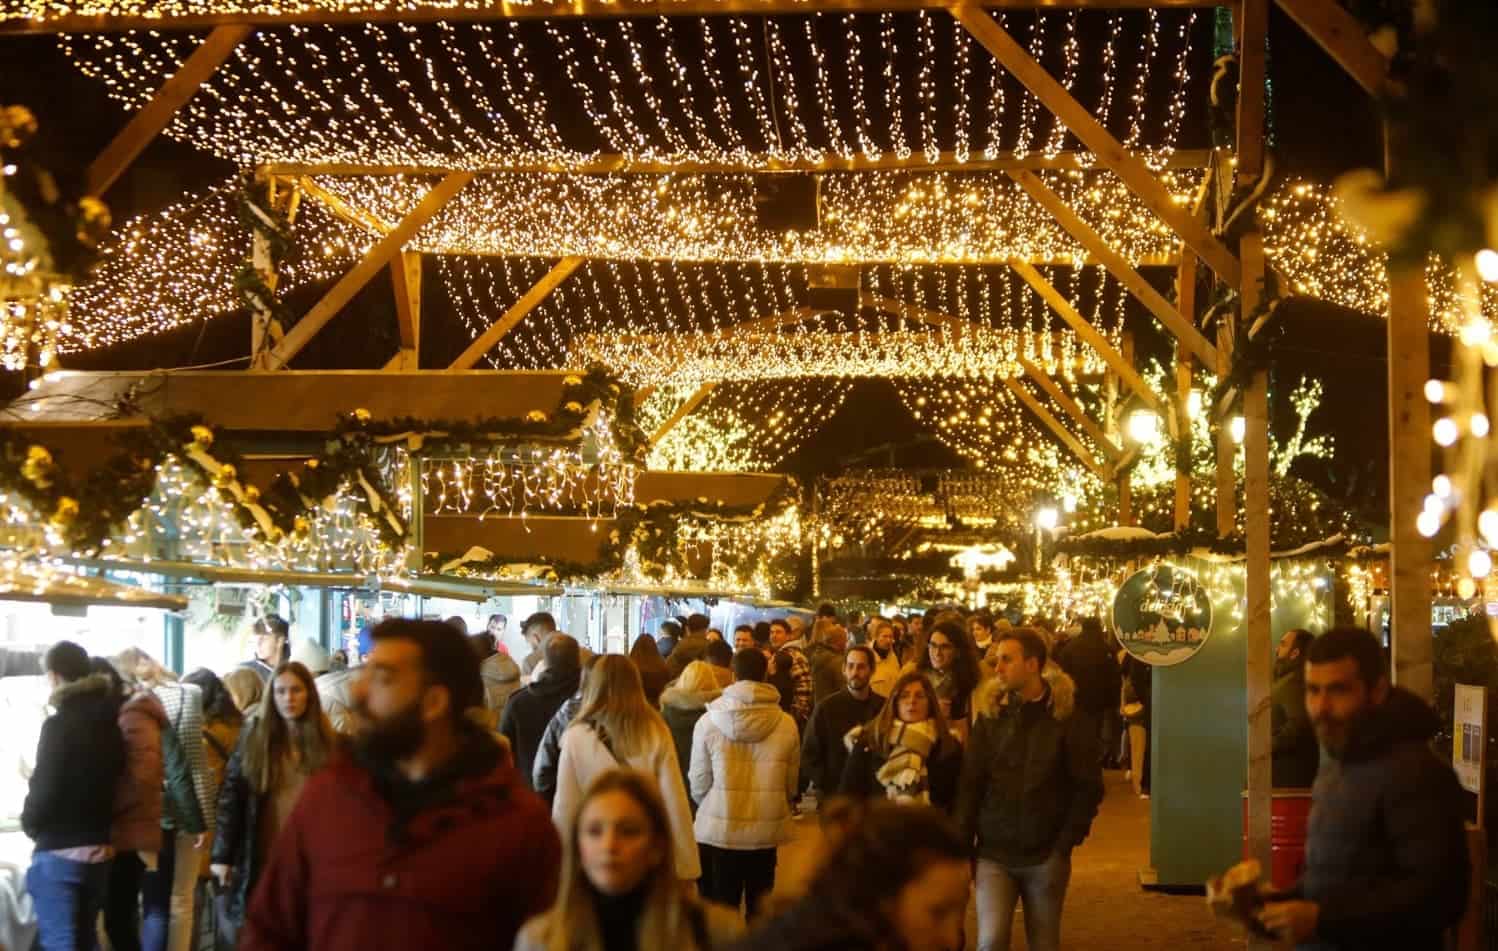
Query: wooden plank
xmin=1010 ymin=169 xmax=1218 ymax=367
xmin=1009 ymin=258 xmax=1167 ymax=413
xmin=955 ymin=5 xmax=1241 ymax=287
xmin=1388 ymin=264 xmax=1433 ymax=700
xmin=1214 ymin=320 xmax=1237 ymax=537
xmin=1117 ymin=472 xmax=1133 ymax=526
xmin=2 ymin=0 xmax=1227 ymax=35
xmin=650 ymin=384 xmax=717 ymax=446
xmin=261 ymin=148 xmax=1214 ymax=179
xmin=1236 ymin=0 xmax=1269 ymax=182
xmin=295 ymin=175 xmax=392 ymax=235
xmin=1019 ymin=357 xmax=1123 ymax=461
xmin=387 ymin=251 xmax=422 ymax=370
xmin=1174 ymin=247 xmax=1197 ymax=531
xmin=265 ymin=172 xmax=472 ymax=370
xmin=449 ymin=256 xmax=584 ymax=371
xmin=84 ymin=25 xmax=251 ymax=196
xmin=1273 ymin=0 xmax=1389 ymax=97
xmin=1242 ymin=232 xmax=1273 ymax=896
xmin=1002 ymin=378 xmax=1107 ymax=480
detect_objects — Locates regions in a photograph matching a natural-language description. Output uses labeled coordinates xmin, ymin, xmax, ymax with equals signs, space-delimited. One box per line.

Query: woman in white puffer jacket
xmin=688 ymin=648 xmax=800 ymax=917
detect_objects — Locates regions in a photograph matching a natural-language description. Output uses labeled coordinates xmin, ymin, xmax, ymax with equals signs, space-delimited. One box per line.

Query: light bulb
xmin=1035 ymin=507 xmax=1059 ymax=531
xmin=1432 ymin=475 xmax=1453 ymax=498
xmin=1230 ymin=416 xmax=1246 ymax=445
xmin=1476 ymin=248 xmax=1498 ymax=283
xmin=1433 ymin=417 xmax=1459 ymax=447
xmin=1458 ymin=577 xmax=1478 ymax=599
xmin=1416 ymin=509 xmax=1441 ymax=538
xmin=1186 ymin=390 xmax=1203 ymax=419
xmin=1469 ymin=549 xmax=1493 ymax=579
xmin=1425 ymin=379 xmax=1447 ymax=404
xmin=1480 ymin=509 xmax=1498 ymax=546
xmin=1473 ymin=414 xmax=1491 ymax=438
xmin=1126 ymin=409 xmax=1161 ymax=445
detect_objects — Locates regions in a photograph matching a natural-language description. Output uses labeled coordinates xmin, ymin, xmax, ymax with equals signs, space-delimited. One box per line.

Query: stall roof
xmin=0 ymin=558 xmax=188 ymax=611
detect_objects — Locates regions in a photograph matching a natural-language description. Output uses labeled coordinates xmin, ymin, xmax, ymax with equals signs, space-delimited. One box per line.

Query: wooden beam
xmin=295 ymin=175 xmax=392 ymax=235
xmin=1010 ymin=170 xmax=1218 ymax=367
xmin=261 ymin=148 xmax=1214 ymax=179
xmin=1008 ymin=258 xmax=1167 ymax=413
xmin=2 ymin=0 xmax=1226 ymax=35
xmin=1174 ymin=247 xmax=1197 ymax=531
xmin=955 ymin=5 xmax=1241 ymax=287
xmin=1002 ymin=378 xmax=1107 ymax=480
xmin=1236 ymin=0 xmax=1270 ymax=183
xmin=264 ymin=172 xmax=472 ymax=370
xmin=650 ymin=384 xmax=717 ymax=446
xmin=449 ymin=256 xmax=583 ymax=371
xmin=1388 ymin=268 xmax=1433 ymax=699
xmin=1273 ymin=0 xmax=1390 ymax=97
xmin=385 ymin=251 xmax=422 ymax=371
xmin=84 ymin=25 xmax=251 ymax=196
xmin=1018 ymin=358 xmax=1123 ymax=461
xmin=633 ymin=386 xmax=657 ymax=408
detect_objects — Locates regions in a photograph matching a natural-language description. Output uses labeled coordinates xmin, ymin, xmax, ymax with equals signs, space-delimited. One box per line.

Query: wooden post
xmin=1118 ymin=325 xmax=1136 ymax=526
xmin=405 ymin=440 xmax=424 ymax=573
xmin=1175 ymin=248 xmax=1198 ymax=531
xmin=1388 ymin=265 xmax=1433 ymax=700
xmin=248 ymin=175 xmax=279 ymax=370
xmin=385 ymin=251 xmax=422 ymax=371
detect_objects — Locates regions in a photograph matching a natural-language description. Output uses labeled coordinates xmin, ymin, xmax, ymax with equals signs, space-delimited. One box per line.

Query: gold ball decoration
xmin=74 ymin=196 xmax=112 ymax=248
xmin=189 ymin=425 xmax=215 ymax=448
xmin=562 ymin=374 xmax=584 ymax=387
xmin=49 ymin=496 xmax=78 ymax=528
xmin=21 ymin=445 xmax=55 ymax=488
xmin=352 ymin=408 xmax=372 ymax=423
xmin=213 ymin=464 xmax=237 ymax=488
xmin=0 ymin=105 xmax=37 ymax=148
xmin=563 ymin=401 xmax=584 ymax=414
xmin=525 ymin=410 xmax=548 ymax=423
xmin=244 ymin=485 xmax=261 ymax=503
xmin=293 ymin=515 xmax=311 ymax=536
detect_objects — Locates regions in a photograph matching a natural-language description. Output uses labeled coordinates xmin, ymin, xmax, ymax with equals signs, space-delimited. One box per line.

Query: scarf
xmin=873 ymin=720 xmax=939 ymax=804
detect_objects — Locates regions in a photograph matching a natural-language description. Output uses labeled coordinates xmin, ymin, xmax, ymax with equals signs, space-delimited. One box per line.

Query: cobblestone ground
xmin=775 ymin=771 xmax=1244 ymax=950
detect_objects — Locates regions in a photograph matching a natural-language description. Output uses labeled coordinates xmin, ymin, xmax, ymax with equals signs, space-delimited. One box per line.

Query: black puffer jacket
xmin=22 ymin=673 xmax=126 ymax=850
xmin=531 ymin=691 xmax=583 ymax=806
xmin=1291 ymin=687 xmax=1467 ymax=951
xmin=955 ymin=668 xmax=1104 ymax=866
xmin=499 ymin=667 xmax=580 ymax=792
xmin=210 ymin=726 xmax=263 ymax=926
xmin=1055 ymin=630 xmax=1121 ymax=719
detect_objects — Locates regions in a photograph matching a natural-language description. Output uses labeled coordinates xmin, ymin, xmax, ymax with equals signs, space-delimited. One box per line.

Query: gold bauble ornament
xmin=21 ymin=445 xmax=54 ymax=488
xmin=293 ymin=516 xmax=311 ymax=536
xmin=304 ymin=459 xmax=320 ymax=470
xmin=244 ymin=485 xmax=260 ymax=503
xmin=562 ymin=374 xmax=584 ymax=387
xmin=189 ymin=425 xmax=214 ymax=448
xmin=213 ymin=464 xmax=237 ymax=488
xmin=352 ymin=408 xmax=372 ymax=423
xmin=526 ymin=410 xmax=548 ymax=423
xmin=0 ymin=105 xmax=37 ymax=148
xmin=50 ymin=496 xmax=79 ymax=527
xmin=563 ymin=401 xmax=584 ymax=414
xmin=75 ymin=197 xmax=112 ymax=247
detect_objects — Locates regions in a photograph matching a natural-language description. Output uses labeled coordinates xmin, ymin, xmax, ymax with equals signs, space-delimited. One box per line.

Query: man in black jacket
xmin=799 ymin=646 xmax=885 ymax=800
xmin=957 ymin=627 xmax=1102 ymax=951
xmin=499 ymin=634 xmax=581 ymax=791
xmin=1271 ymin=628 xmax=1320 ymax=787
xmin=1055 ymin=617 xmax=1121 ymax=759
xmin=23 ymin=641 xmax=127 ymax=951
xmin=1257 ymin=627 xmax=1467 ymax=949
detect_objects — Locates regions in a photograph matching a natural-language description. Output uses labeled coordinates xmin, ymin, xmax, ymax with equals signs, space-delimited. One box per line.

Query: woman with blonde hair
xmin=840 ymin=670 xmax=963 ymax=812
xmin=221 ymin=667 xmax=264 ymax=715
xmin=552 ymin=655 xmax=700 ymax=883
xmin=209 ymin=661 xmax=336 ymax=939
xmin=516 ymin=770 xmax=741 ymax=951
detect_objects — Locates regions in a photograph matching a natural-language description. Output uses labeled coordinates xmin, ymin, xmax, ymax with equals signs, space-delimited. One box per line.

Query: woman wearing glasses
xmin=912 ymin=619 xmax=983 ymax=744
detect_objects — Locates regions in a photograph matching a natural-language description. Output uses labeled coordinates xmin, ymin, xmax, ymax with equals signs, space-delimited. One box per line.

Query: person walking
xmin=516 ymin=770 xmax=741 ymax=951
xmin=239 ymin=615 xmax=289 ymax=685
xmin=23 ymin=642 xmax=126 ymax=951
xmin=957 ymin=627 xmax=1103 ymax=951
xmin=767 ymin=619 xmax=813 ymax=732
xmin=666 ymin=614 xmax=714 ymax=680
xmin=689 ymin=648 xmax=800 ymax=916
xmin=1054 ymin=617 xmax=1122 ymax=768
xmin=210 ymin=661 xmax=336 ymax=941
xmin=841 ymin=670 xmax=963 ymax=811
xmin=629 ymin=632 xmax=672 ymax=707
xmin=868 ymin=619 xmax=902 ymax=699
xmin=519 ymin=611 xmax=560 ymax=682
xmin=655 ymin=620 xmax=683 ymax=660
xmin=183 ymin=667 xmax=243 ymax=948
xmin=1254 ymin=627 xmax=1467 ymax=949
xmin=500 ymin=634 xmax=583 ymax=792
xmin=1271 ymin=628 xmax=1320 ymax=788
xmin=912 ymin=620 xmax=982 ymax=743
xmin=222 ymin=667 xmax=264 ymax=717
xmin=805 ymin=619 xmax=848 ymax=706
xmin=532 ymin=654 xmax=600 ymax=807
xmin=480 ymin=646 xmax=524 ymax=723
xmin=241 ymin=619 xmax=561 ymax=951
xmin=661 ymin=661 xmax=723 ymax=789
xmin=552 ymin=655 xmax=701 ymax=884
xmin=800 ymin=646 xmax=885 ymax=801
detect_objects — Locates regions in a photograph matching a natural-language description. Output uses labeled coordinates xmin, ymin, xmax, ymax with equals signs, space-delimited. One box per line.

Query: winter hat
xmin=290 ymin=638 xmax=330 ymax=675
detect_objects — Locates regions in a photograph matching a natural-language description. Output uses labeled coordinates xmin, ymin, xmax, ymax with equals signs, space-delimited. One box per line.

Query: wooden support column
xmin=384 ymin=252 xmax=422 ymax=371
xmin=264 ymin=172 xmax=472 ymax=370
xmin=449 ymin=256 xmax=583 ymax=371
xmin=84 ymin=25 xmax=251 ymax=197
xmin=1215 ymin=319 xmax=1238 ymax=537
xmin=1175 ymin=249 xmax=1198 ymax=531
xmin=1117 ymin=327 xmax=1136 ymax=526
xmin=651 ymin=384 xmax=717 ymax=446
xmin=1237 ymin=0 xmax=1273 ymax=922
xmin=1388 ymin=268 xmax=1434 ymax=699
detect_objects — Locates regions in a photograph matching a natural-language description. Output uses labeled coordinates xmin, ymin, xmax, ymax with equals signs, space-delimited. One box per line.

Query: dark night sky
xmin=0 ymin=8 xmax=1413 ymax=522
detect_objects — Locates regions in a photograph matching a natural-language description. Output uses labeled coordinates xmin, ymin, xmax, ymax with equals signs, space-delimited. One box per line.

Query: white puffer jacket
xmin=553 ymin=719 xmax=701 ymax=881
xmin=690 ymin=680 xmax=800 ymax=850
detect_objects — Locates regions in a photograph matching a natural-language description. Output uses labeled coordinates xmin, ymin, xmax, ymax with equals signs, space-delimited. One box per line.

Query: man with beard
xmin=499 ymin=634 xmax=583 ymax=791
xmin=1271 ymin=628 xmax=1320 ymax=787
xmin=240 ymin=619 xmax=560 ymax=951
xmin=1255 ymin=627 xmax=1466 ymax=949
xmin=799 ymin=645 xmax=885 ymax=801
xmin=868 ymin=618 xmax=902 ymax=698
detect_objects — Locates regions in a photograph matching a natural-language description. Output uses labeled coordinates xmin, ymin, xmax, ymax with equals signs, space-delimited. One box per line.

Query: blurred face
xmin=272 ymin=671 xmax=308 ymax=722
xmin=969 ymin=618 xmax=992 ymax=644
xmin=351 ymin=638 xmax=437 ymax=761
xmin=734 ymin=628 xmax=754 ymax=652
xmin=874 ymin=624 xmax=894 ymax=655
xmin=488 ymin=617 xmax=506 ymax=636
xmin=769 ymin=622 xmax=792 ymax=648
xmin=706 ymin=629 xmax=723 ymax=643
xmin=885 ymin=858 xmax=971 ymax=951
xmin=844 ymin=652 xmax=872 ymax=692
xmin=577 ymin=789 xmax=665 ymax=897
xmin=909 ymin=617 xmax=924 ymax=639
xmin=1306 ymin=656 xmax=1386 ymax=758
xmin=926 ymin=632 xmax=956 ymax=672
xmin=1276 ymin=632 xmax=1303 ymax=661
xmin=256 ymin=632 xmax=285 ymax=664
xmin=896 ymin=681 xmax=931 ymax=723
xmin=524 ymin=624 xmax=548 ymax=650
xmin=993 ymin=638 xmax=1040 ymax=695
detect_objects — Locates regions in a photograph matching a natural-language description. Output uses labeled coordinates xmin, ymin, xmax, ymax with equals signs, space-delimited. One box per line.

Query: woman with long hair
xmin=182 ymin=668 xmax=243 ymax=880
xmin=659 ymin=661 xmax=722 ymax=786
xmin=627 ymin=633 xmax=671 ymax=708
xmin=209 ymin=661 xmax=335 ymax=937
xmin=912 ymin=619 xmax=982 ymax=742
xmin=516 ymin=770 xmax=741 ymax=951
xmin=552 ymin=655 xmax=700 ymax=883
xmin=221 ymin=667 xmax=264 ymax=716
xmin=840 ymin=671 xmax=963 ymax=812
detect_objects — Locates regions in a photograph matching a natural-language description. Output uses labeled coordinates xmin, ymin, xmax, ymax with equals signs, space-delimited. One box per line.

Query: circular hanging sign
xmin=1111 ymin=563 xmax=1214 ymax=667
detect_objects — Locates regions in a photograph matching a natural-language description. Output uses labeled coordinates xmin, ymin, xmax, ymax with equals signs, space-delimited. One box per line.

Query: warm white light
xmin=1473 ymin=414 xmax=1491 ymax=438
xmin=1126 ymin=409 xmax=1160 ymax=445
xmin=1433 ymin=417 xmax=1460 ymax=446
xmin=1458 ymin=577 xmax=1479 ymax=599
xmin=1035 ymin=507 xmax=1059 ymax=531
xmin=1432 ymin=475 xmax=1453 ymax=499
xmin=1480 ymin=509 xmax=1498 ymax=545
xmin=1470 ymin=549 xmax=1493 ymax=579
xmin=1186 ymin=389 xmax=1203 ymax=419
xmin=1425 ymin=379 xmax=1447 ymax=404
xmin=1477 ymin=248 xmax=1498 ymax=283
xmin=1230 ymin=416 xmax=1246 ymax=444
xmin=1424 ymin=493 xmax=1445 ymax=516
xmin=1416 ymin=509 xmax=1442 ymax=538
xmin=1061 ymin=494 xmax=1077 ymax=513
xmin=1461 ymin=321 xmax=1492 ymax=348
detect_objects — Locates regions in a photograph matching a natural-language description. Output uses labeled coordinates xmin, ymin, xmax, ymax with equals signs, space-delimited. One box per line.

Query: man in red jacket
xmin=240 ymin=619 xmax=561 ymax=951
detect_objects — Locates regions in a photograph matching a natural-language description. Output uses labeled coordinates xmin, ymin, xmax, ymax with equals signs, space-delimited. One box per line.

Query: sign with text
xmin=1454 ymin=684 xmax=1486 ymax=797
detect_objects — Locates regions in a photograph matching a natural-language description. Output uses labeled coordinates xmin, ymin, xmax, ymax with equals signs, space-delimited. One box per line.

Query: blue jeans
xmin=27 ymin=851 xmax=112 ymax=951
xmin=975 ymin=850 xmax=1072 ymax=951
xmin=140 ymin=828 xmax=175 ymax=951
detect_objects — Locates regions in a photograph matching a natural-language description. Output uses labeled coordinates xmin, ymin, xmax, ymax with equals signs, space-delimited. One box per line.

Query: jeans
xmin=975 ymin=850 xmax=1072 ymax=951
xmin=698 ymin=844 xmax=777 ymax=917
xmin=142 ymin=829 xmax=199 ymax=951
xmin=27 ymin=851 xmax=112 ymax=951
xmin=103 ymin=850 xmax=145 ymax=951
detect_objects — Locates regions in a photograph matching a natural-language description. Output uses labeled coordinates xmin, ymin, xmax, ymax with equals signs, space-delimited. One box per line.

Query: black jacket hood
xmin=1340 ymin=686 xmax=1440 ymax=763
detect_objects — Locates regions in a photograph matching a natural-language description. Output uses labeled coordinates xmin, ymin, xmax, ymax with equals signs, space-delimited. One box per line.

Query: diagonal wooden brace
xmin=449 ymin=256 xmax=584 ymax=370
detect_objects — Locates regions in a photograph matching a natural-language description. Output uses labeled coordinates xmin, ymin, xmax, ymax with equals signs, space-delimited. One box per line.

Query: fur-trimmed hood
xmin=49 ymin=672 xmax=115 ymax=709
xmin=972 ymin=662 xmax=1076 ymax=721
xmin=660 ymin=682 xmax=720 ymax=713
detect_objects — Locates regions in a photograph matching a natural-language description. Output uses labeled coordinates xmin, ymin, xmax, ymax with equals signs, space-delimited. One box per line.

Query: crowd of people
xmin=17 ymin=603 xmax=1471 ymax=951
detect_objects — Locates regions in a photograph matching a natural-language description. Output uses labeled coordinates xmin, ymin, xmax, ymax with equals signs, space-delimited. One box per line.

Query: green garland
xmin=235 ymin=173 xmax=295 ymax=331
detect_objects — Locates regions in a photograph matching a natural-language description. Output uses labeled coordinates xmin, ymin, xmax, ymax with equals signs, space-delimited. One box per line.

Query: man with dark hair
xmin=1272 ymin=628 xmax=1320 ymax=787
xmin=800 ymin=644 xmax=884 ymax=802
xmin=666 ymin=612 xmax=713 ymax=680
xmin=767 ymin=618 xmax=814 ymax=732
xmin=1254 ymin=627 xmax=1466 ymax=948
xmin=517 ymin=612 xmax=558 ymax=681
xmin=690 ymin=647 xmax=799 ymax=916
xmin=958 ymin=627 xmax=1102 ymax=951
xmin=816 ymin=603 xmax=839 ymax=621
xmin=1055 ymin=616 xmax=1121 ymax=765
xmin=241 ymin=619 xmax=560 ymax=951
xmin=24 ymin=641 xmax=127 ymax=951
xmin=733 ymin=624 xmax=756 ymax=652
xmin=486 ymin=613 xmax=508 ymax=647
xmin=655 ymin=619 xmax=682 ymax=659
xmin=240 ymin=614 xmax=289 ymax=684
xmin=499 ymin=634 xmax=583 ymax=791
xmin=704 ymin=638 xmax=735 ymax=688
